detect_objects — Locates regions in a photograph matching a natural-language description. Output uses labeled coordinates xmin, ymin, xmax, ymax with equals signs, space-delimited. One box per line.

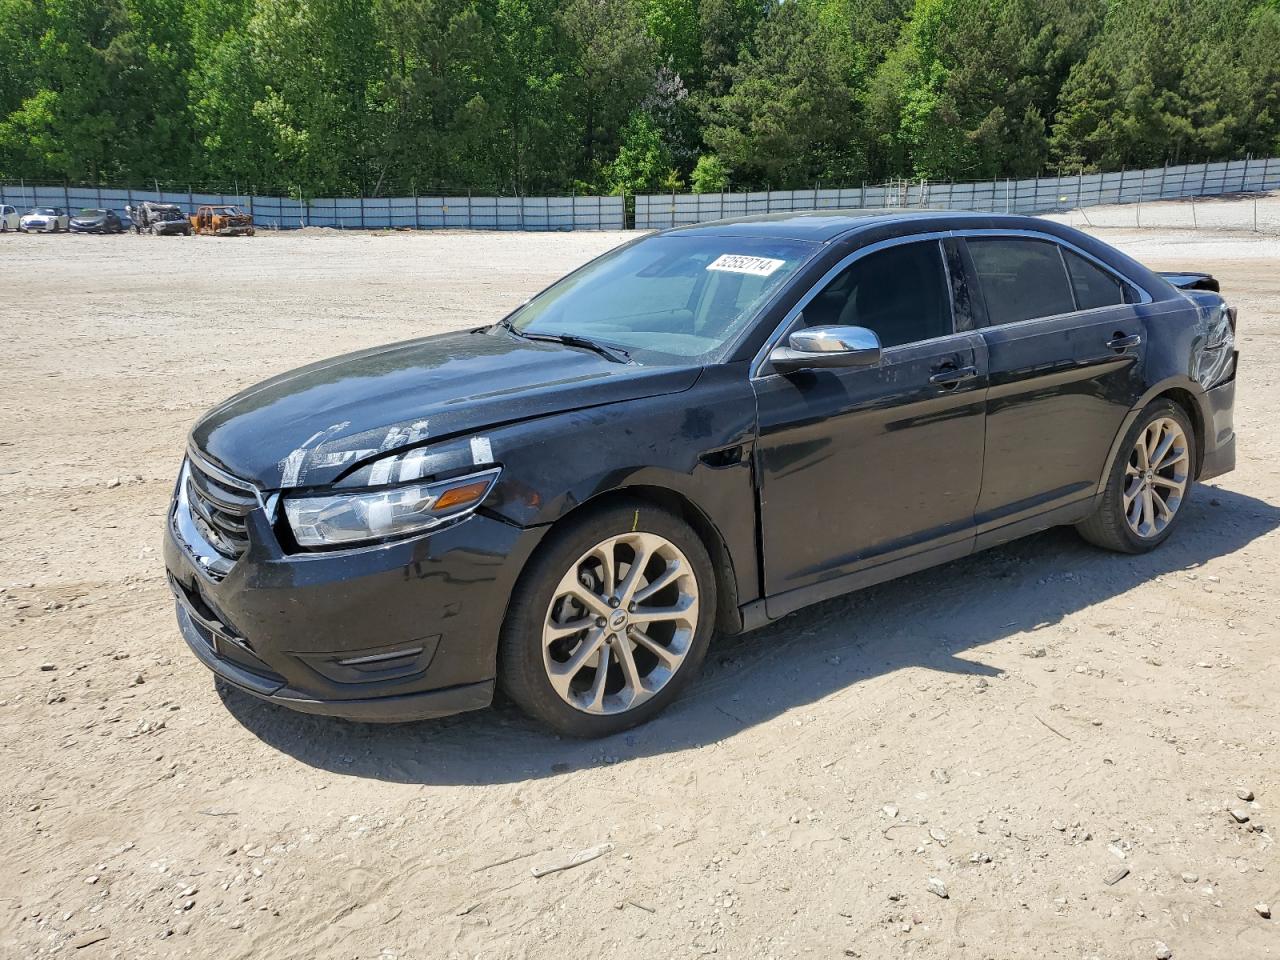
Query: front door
xmin=752 ymin=238 xmax=989 ymax=614
xmin=958 ymin=235 xmax=1148 ymax=539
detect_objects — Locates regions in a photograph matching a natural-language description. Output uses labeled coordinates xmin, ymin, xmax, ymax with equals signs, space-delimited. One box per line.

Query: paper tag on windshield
xmin=706 ymin=254 xmax=785 ymax=277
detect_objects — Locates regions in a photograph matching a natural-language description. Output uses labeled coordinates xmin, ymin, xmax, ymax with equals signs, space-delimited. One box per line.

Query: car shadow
xmin=219 ymin=485 xmax=1278 ymax=785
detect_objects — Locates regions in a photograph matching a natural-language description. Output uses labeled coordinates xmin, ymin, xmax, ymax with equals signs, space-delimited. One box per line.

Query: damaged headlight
xmin=284 ymin=467 xmax=500 ymax=547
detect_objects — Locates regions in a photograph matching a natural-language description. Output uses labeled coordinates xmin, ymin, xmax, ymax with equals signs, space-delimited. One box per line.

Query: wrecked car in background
xmin=190 ymin=205 xmax=254 ymax=236
xmin=131 ymin=201 xmax=192 ymax=236
xmin=164 ymin=210 xmax=1237 ymax=737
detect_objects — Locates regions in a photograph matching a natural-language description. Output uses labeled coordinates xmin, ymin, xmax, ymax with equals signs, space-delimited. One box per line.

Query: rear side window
xmin=967 ymin=238 xmax=1075 ymax=325
xmin=1064 ymin=249 xmax=1131 ymax=309
xmin=803 ymin=241 xmax=953 ymax=348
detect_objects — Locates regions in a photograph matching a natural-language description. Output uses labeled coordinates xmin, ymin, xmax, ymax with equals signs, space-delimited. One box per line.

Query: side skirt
xmin=736 ymin=498 xmax=1096 ymax=632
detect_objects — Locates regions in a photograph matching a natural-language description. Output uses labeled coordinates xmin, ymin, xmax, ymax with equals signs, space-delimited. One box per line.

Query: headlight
xmin=283 ymin=467 xmax=500 ymax=547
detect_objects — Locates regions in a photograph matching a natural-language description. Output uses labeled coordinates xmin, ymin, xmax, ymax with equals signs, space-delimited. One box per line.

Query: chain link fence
xmin=4 ymin=156 xmax=1278 ymax=233
xmin=636 ymin=157 xmax=1280 ymax=230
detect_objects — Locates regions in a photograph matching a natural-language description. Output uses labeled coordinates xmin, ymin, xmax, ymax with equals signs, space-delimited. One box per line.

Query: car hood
xmin=191 ymin=328 xmax=702 ymax=490
xmin=71 ymin=216 xmax=104 ymax=225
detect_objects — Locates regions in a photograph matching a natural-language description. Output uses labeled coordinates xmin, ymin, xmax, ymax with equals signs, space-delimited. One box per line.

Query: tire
xmin=1077 ymin=399 xmax=1196 ymax=554
xmin=498 ymin=499 xmax=717 ymax=737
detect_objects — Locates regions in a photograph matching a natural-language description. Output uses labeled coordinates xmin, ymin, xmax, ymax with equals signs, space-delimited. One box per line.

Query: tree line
xmin=1 ymin=0 xmax=1277 ymax=198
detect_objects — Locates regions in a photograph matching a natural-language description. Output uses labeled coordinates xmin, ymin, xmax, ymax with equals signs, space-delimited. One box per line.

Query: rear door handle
xmin=1107 ymin=333 xmax=1142 ymax=350
xmin=929 ymin=365 xmax=977 ymax=387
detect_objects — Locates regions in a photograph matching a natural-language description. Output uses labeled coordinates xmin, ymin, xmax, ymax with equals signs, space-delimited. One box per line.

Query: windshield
xmin=507 ymin=234 xmax=817 ymax=363
xmin=33 ymin=208 xmax=56 ymax=215
xmin=80 ymin=209 xmax=106 ymax=216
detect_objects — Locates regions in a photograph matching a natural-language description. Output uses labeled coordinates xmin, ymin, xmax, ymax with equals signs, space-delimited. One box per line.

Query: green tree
xmin=875 ymin=0 xmax=1101 ymax=180
xmin=560 ymin=0 xmax=656 ymax=181
xmin=603 ymin=111 xmax=669 ymax=193
xmin=690 ymin=153 xmax=729 ymax=191
xmin=701 ymin=0 xmax=866 ymax=189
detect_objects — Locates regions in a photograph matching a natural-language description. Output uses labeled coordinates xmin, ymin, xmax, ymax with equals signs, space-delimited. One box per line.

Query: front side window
xmin=967 ymin=238 xmax=1075 ymax=325
xmin=802 ymin=241 xmax=953 ymax=348
xmin=508 ymin=235 xmax=818 ymax=363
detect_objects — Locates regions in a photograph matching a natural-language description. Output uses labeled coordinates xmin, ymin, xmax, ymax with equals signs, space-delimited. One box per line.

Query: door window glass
xmin=1063 ymin=249 xmax=1128 ymax=310
xmin=803 ymin=241 xmax=953 ymax=348
xmin=967 ymin=238 xmax=1076 ymax=325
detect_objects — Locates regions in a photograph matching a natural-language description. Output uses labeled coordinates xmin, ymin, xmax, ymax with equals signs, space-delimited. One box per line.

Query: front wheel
xmin=499 ymin=501 xmax=717 ymax=737
xmin=1077 ymin=399 xmax=1195 ymax=554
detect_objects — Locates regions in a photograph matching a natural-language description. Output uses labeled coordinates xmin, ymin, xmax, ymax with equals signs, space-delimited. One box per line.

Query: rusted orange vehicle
xmin=190 ymin=204 xmax=255 ymax=236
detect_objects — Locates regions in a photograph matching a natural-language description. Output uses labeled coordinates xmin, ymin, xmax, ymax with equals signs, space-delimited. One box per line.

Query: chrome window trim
xmin=750 ymin=231 xmax=952 ymax=379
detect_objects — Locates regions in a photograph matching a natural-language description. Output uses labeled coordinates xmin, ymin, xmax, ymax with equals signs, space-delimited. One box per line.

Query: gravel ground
xmin=1 ymin=203 xmax=1278 ymax=959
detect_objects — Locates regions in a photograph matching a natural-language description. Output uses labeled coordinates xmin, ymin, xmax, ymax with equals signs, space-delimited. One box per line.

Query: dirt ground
xmin=1 ymin=214 xmax=1277 ymax=960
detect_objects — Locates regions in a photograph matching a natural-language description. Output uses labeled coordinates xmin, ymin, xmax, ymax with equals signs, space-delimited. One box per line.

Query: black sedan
xmin=164 ymin=211 xmax=1238 ymax=736
xmin=69 ymin=208 xmax=126 ymax=233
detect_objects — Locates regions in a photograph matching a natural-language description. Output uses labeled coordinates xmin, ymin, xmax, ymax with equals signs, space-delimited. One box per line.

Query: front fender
xmin=478 ymin=364 xmax=762 ymax=606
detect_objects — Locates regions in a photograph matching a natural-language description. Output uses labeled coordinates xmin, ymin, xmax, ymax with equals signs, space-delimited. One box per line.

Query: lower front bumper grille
xmin=169 ymin=575 xmax=285 ymax=687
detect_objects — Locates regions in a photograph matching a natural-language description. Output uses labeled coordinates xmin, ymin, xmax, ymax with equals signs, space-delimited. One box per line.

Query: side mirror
xmin=769 ymin=324 xmax=882 ymax=372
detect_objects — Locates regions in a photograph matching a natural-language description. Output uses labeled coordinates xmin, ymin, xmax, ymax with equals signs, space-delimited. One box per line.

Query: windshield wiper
xmin=510 ymin=328 xmax=632 ymax=364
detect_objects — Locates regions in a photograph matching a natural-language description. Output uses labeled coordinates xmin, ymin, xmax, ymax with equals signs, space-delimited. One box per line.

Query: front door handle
xmin=1107 ymin=333 xmax=1142 ymax=351
xmin=929 ymin=365 xmax=977 ymax=387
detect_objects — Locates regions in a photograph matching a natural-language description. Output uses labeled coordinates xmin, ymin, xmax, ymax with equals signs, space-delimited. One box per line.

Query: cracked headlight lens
xmin=284 ymin=467 xmax=500 ymax=547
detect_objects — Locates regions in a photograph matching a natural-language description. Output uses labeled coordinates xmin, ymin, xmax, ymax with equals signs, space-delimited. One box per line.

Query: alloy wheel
xmin=1124 ymin=416 xmax=1189 ymax=538
xmin=541 ymin=532 xmax=699 ymax=715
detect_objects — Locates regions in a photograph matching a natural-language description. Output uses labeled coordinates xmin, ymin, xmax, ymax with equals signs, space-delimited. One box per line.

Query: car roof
xmin=662 ymin=209 xmax=1051 ymax=243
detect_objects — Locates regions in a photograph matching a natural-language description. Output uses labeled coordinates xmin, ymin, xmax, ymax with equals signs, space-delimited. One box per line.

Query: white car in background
xmin=20 ymin=207 xmax=70 ymax=232
xmin=0 ymin=204 xmax=20 ymax=231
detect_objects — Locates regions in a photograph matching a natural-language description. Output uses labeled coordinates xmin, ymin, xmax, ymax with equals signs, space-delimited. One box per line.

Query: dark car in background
xmin=164 ymin=211 xmax=1237 ymax=737
xmin=69 ymin=208 xmax=126 ymax=234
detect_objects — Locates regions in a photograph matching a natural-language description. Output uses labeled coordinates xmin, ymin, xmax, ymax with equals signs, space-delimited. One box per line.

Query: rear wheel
xmin=1077 ymin=399 xmax=1195 ymax=554
xmin=499 ymin=500 xmax=716 ymax=737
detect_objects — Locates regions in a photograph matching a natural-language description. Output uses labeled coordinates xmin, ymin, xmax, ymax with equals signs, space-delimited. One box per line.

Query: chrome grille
xmin=184 ymin=453 xmax=257 ymax=562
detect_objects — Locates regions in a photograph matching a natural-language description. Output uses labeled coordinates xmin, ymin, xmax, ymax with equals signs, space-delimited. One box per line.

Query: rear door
xmin=958 ymin=233 xmax=1147 ymax=542
xmin=752 ymin=237 xmax=988 ymax=612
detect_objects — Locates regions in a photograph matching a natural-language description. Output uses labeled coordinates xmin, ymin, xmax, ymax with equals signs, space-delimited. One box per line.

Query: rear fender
xmin=1092 ymin=375 xmax=1213 ymax=497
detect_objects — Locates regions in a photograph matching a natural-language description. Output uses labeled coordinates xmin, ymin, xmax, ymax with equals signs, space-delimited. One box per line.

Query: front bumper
xmin=164 ymin=468 xmax=546 ymax=723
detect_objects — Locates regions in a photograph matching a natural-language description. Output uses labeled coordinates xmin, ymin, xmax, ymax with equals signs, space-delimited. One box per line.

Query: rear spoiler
xmin=1159 ymin=271 xmax=1219 ymax=293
